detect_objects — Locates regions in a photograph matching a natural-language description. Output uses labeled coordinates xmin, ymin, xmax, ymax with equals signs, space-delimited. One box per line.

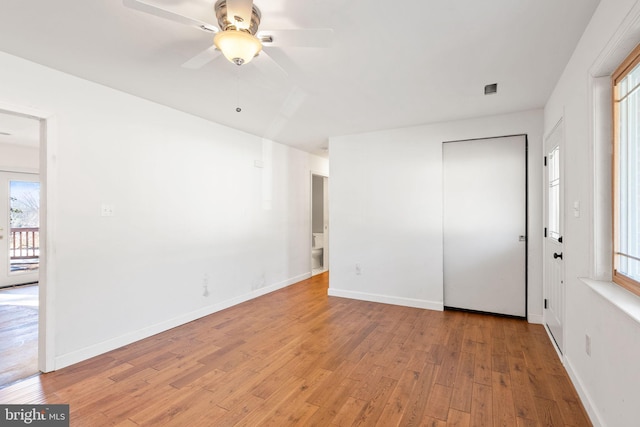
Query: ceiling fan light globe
xmin=214 ymin=30 xmax=262 ymax=66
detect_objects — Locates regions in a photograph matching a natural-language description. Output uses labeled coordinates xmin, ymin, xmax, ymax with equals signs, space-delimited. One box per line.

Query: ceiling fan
xmin=123 ymin=0 xmax=333 ymax=70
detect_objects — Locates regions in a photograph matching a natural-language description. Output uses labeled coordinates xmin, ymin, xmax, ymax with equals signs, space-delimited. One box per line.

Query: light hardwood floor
xmin=0 ymin=284 xmax=38 ymax=388
xmin=0 ymin=273 xmax=591 ymax=426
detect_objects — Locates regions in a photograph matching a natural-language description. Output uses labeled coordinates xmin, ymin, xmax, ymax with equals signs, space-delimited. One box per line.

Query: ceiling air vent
xmin=484 ymin=83 xmax=498 ymax=95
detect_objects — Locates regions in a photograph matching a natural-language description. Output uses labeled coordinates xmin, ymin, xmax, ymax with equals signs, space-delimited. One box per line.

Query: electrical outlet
xmin=585 ymin=334 xmax=591 ymax=356
xmin=202 ymin=274 xmax=209 ymax=297
xmin=355 ymin=263 xmax=361 ymax=275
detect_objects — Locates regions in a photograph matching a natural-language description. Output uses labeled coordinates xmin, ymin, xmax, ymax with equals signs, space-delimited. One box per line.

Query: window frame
xmin=612 ymin=42 xmax=640 ymax=297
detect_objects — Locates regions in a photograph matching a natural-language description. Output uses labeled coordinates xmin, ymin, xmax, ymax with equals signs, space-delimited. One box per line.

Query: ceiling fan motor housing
xmin=214 ymin=0 xmax=261 ymax=34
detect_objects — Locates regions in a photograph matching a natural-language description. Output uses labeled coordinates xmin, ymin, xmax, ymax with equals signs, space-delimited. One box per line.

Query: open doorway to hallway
xmin=311 ymin=174 xmax=328 ymax=276
xmin=0 ymin=111 xmax=40 ymax=388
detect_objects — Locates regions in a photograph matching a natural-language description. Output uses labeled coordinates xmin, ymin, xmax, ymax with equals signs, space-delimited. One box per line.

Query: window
xmin=613 ymin=43 xmax=640 ymax=296
xmin=548 ymin=146 xmax=561 ymax=241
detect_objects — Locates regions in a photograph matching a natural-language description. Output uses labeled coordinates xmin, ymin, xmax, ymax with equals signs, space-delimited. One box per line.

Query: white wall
xmin=544 ymin=0 xmax=640 ymax=425
xmin=0 ymin=142 xmax=38 ymax=172
xmin=0 ymin=51 xmax=328 ymax=369
xmin=329 ymin=110 xmax=543 ymax=318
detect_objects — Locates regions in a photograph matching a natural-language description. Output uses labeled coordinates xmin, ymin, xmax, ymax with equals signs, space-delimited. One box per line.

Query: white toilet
xmin=312 ymin=233 xmax=324 ymax=270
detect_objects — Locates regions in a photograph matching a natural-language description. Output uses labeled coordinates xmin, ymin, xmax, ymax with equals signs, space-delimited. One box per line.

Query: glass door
xmin=0 ymin=172 xmax=40 ymax=287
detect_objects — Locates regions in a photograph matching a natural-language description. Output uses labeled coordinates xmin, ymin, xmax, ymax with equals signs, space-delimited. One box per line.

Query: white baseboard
xmin=54 ymin=272 xmax=311 ymax=370
xmin=527 ymin=313 xmax=543 ymax=324
xmin=327 ymin=288 xmax=443 ymax=311
xmin=564 ymin=355 xmax=605 ymax=427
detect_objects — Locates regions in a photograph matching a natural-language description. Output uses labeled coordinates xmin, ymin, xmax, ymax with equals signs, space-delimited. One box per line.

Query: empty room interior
xmin=0 ymin=0 xmax=639 ymax=425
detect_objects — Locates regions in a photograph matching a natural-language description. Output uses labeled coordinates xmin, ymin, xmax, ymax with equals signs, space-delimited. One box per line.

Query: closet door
xmin=443 ymin=135 xmax=527 ymax=317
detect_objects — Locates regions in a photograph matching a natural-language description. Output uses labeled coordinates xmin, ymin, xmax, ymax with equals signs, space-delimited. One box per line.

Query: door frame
xmin=0 ymin=101 xmax=57 ymax=373
xmin=543 ymin=118 xmax=566 ymax=357
xmin=310 ymin=171 xmax=329 ymax=275
xmin=442 ymin=134 xmax=529 ymax=318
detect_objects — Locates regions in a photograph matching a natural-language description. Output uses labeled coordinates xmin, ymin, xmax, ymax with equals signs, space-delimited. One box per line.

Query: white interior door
xmin=443 ymin=135 xmax=527 ymax=317
xmin=0 ymin=171 xmax=40 ymax=287
xmin=544 ymin=122 xmax=564 ymax=352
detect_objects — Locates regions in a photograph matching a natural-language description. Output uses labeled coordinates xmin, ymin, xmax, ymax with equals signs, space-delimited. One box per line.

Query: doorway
xmin=311 ymin=174 xmax=328 ymax=275
xmin=443 ymin=135 xmax=528 ymax=317
xmin=0 ymin=111 xmax=41 ymax=386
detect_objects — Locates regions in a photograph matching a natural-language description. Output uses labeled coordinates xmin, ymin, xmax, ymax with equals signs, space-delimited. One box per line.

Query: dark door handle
xmin=553 ymin=252 xmax=563 ymax=260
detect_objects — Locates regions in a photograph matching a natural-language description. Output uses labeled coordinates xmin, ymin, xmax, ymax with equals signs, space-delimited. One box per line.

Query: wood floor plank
xmin=447 ymin=408 xmax=471 ymax=427
xmin=214 ymin=394 xmax=264 ymax=427
xmin=508 ymin=355 xmax=539 ymax=422
xmin=257 ymin=367 xmax=328 ymax=426
xmin=450 ymin=351 xmax=475 ymax=412
xmin=375 ymin=368 xmax=421 ymax=426
xmin=471 ymin=382 xmax=493 ymax=427
xmin=399 ymin=362 xmax=437 ymax=425
xmin=351 ymin=375 xmax=396 ymax=425
xmin=0 ymin=273 xmax=592 ymax=427
xmin=305 ymin=359 xmax=358 ymax=407
xmin=533 ymin=396 xmax=566 ymax=426
xmin=436 ymin=350 xmax=460 ymax=387
xmin=474 ymin=342 xmax=493 ymax=386
xmin=373 ymin=342 xmax=412 ymax=381
xmin=332 ymin=396 xmax=369 ymax=426
xmin=422 ymin=415 xmax=448 ymax=426
xmin=424 ymin=383 xmax=454 ymax=421
xmin=233 ymin=375 xmax=307 ymax=426
xmin=350 ymin=364 xmax=387 ymax=401
xmin=516 ymin=416 xmax=541 ymax=427
xmin=491 ymin=371 xmax=516 ymax=427
xmin=547 ymin=374 xmax=592 ymax=426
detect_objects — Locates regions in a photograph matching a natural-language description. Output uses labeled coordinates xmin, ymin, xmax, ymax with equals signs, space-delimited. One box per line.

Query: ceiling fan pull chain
xmin=235 ymin=72 xmax=242 ymax=113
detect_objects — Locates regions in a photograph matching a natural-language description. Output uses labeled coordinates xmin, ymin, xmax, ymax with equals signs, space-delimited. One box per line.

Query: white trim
xmin=327 ymin=288 xmax=444 ymax=311
xmin=527 ymin=313 xmax=543 ymax=324
xmin=588 ymin=76 xmax=613 ymax=281
xmin=55 ymin=272 xmax=310 ymax=369
xmin=543 ymin=322 xmax=564 ymax=362
xmin=40 ymin=116 xmax=57 ymax=372
xmin=0 ymin=166 xmax=39 ymax=174
xmin=590 ymin=0 xmax=640 ymax=79
xmin=0 ymin=101 xmax=56 ymax=373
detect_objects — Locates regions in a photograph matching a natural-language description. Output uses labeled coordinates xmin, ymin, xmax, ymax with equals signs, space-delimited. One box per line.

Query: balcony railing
xmin=10 ymin=227 xmax=40 ymax=260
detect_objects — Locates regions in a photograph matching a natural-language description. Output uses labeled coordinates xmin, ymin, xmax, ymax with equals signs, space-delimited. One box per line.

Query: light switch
xmin=101 ymin=204 xmax=115 ymax=217
xmin=573 ymin=200 xmax=580 ymax=218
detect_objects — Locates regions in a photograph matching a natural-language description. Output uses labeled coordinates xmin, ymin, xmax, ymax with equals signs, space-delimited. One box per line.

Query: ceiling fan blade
xmin=181 ymin=45 xmax=221 ymax=69
xmin=226 ymin=0 xmax=254 ymax=30
xmin=123 ymin=0 xmax=219 ymax=34
xmin=257 ymin=29 xmax=334 ymax=48
xmin=253 ymin=50 xmax=288 ymax=78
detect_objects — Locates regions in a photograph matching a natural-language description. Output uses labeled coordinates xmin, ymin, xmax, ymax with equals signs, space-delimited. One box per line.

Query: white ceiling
xmin=0 ymin=113 xmax=39 ymax=148
xmin=0 ymin=0 xmax=600 ymax=155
